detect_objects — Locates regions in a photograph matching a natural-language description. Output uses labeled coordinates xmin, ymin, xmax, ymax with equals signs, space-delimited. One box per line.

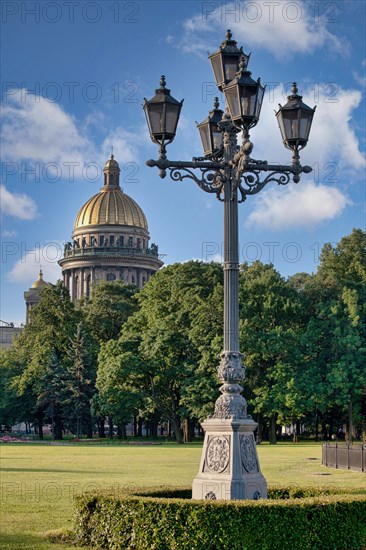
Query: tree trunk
xmin=108 ymin=416 xmax=114 ymax=438
xmin=76 ymin=416 xmax=81 ymax=439
xmin=151 ymin=418 xmax=158 ymax=439
xmin=133 ymin=416 xmax=137 ymax=437
xmin=256 ymin=414 xmax=263 ymax=444
xmin=86 ymin=420 xmax=93 ymax=439
xmin=293 ymin=420 xmax=301 ymax=443
xmin=361 ymin=396 xmax=366 ymax=442
xmin=346 ymin=401 xmax=353 ymax=443
xmin=117 ymin=423 xmax=127 ymax=440
xmin=183 ymin=418 xmax=195 ymax=443
xmin=315 ymin=410 xmax=319 ymax=442
xmin=172 ymin=414 xmax=183 ymax=444
xmin=53 ymin=413 xmax=63 ymax=440
xmin=269 ymin=415 xmax=277 ymax=445
xmin=137 ymin=418 xmax=143 ymax=437
xmin=98 ymin=417 xmax=106 ymax=438
xmin=321 ymin=421 xmax=328 ymax=440
xmin=329 ymin=419 xmax=334 ymax=441
xmin=37 ymin=411 xmax=44 ymax=440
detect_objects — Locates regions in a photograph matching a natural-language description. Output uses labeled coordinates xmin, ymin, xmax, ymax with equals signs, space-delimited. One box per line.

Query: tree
xmin=0 ymin=346 xmax=34 ymax=431
xmin=96 ymin=343 xmax=143 ymax=439
xmin=315 ymin=230 xmax=366 ymax=441
xmin=81 ymin=281 xmax=138 ymax=342
xmin=239 ymin=262 xmax=304 ymax=443
xmin=12 ymin=282 xmax=82 ymax=439
xmin=63 ymin=323 xmax=96 ymax=438
xmin=98 ymin=262 xmax=223 ymax=443
xmin=36 ymin=351 xmax=65 ymax=440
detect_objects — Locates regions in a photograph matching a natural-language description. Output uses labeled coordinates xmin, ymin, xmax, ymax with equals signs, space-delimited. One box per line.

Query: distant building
xmin=24 ymin=269 xmax=50 ymax=323
xmin=0 ymin=323 xmax=23 ymax=349
xmin=58 ymin=155 xmax=163 ymax=301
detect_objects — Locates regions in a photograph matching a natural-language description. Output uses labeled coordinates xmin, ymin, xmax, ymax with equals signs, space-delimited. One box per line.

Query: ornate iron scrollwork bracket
xmin=146 ymin=158 xmax=226 ymax=200
xmin=233 ymin=160 xmax=313 ymax=203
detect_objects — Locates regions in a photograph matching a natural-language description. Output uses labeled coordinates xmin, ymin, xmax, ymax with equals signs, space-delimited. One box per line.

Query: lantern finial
xmin=159 ymin=75 xmax=166 ymax=90
xmin=226 ymin=29 xmax=232 ymax=40
xmin=214 ymin=97 xmax=220 ymax=109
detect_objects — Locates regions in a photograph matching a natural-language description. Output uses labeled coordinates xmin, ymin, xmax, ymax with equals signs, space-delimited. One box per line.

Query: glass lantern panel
xmin=198 ymin=125 xmax=211 ymax=154
xmin=225 ymin=86 xmax=240 ymax=120
xmin=223 ymin=55 xmax=239 ymax=83
xmin=147 ymin=103 xmax=165 ymax=135
xmin=240 ymin=87 xmax=256 ymax=117
xmin=212 ymin=129 xmax=223 ymax=150
xmin=211 ymin=55 xmax=224 ymax=87
xmin=165 ymin=104 xmax=180 ymax=135
xmin=255 ymin=87 xmax=264 ymax=118
xmin=277 ymin=113 xmax=287 ymax=142
xmin=283 ymin=110 xmax=299 ymax=140
xmin=299 ymin=110 xmax=313 ymax=141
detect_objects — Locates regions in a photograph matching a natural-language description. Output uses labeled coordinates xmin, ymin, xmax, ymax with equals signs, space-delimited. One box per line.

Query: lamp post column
xmin=192 ymin=117 xmax=268 ymax=501
xmin=222 ymin=118 xmax=240 ymax=355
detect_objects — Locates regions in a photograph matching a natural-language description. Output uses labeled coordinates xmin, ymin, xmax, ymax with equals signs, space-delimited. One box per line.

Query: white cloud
xmin=246 ymin=182 xmax=351 ymax=230
xmin=101 ymin=126 xmax=149 ymax=164
xmin=243 ymin=82 xmax=363 ymax=230
xmin=0 ymin=184 xmax=38 ymax=220
xmin=353 ymin=70 xmax=366 ymax=88
xmin=181 ymin=1 xmax=346 ymax=59
xmin=1 ymin=91 xmax=96 ymax=174
xmin=0 ymin=90 xmax=149 ymax=182
xmin=251 ymin=83 xmax=365 ymax=177
xmin=6 ymin=242 xmax=63 ymax=284
xmin=1 ymin=230 xmax=17 ymax=238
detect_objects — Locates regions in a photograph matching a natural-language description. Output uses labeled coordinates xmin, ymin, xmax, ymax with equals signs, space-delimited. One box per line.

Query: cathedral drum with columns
xmin=59 ymin=155 xmax=163 ymax=301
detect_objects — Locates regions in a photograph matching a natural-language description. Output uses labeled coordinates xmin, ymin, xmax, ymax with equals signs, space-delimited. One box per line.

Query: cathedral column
xmin=80 ymin=268 xmax=85 ymax=298
xmin=71 ymin=269 xmax=77 ymax=301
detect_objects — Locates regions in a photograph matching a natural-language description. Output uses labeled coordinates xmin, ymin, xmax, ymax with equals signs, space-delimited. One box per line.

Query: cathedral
xmin=20 ymin=153 xmax=162 ymax=328
xmin=58 ymin=154 xmax=163 ymax=301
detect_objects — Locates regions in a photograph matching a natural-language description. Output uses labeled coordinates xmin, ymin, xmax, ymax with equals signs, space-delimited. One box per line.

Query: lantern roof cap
xmin=145 ymin=76 xmax=182 ymax=105
xmin=196 ymin=97 xmax=223 ymax=128
xmin=278 ymin=82 xmax=316 ymax=112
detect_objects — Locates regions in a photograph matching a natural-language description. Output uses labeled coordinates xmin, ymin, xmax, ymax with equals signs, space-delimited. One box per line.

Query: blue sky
xmin=1 ymin=0 xmax=365 ymax=325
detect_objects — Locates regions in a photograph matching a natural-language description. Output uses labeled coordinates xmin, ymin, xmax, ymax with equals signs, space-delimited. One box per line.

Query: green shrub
xmin=73 ymin=486 xmax=366 ymax=550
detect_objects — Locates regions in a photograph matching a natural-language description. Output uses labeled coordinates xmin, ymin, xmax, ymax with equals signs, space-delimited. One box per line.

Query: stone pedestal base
xmin=192 ymin=417 xmax=267 ymax=500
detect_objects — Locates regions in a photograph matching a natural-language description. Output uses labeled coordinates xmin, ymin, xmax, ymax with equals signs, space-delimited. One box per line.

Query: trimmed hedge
xmin=73 ymin=486 xmax=366 ymax=550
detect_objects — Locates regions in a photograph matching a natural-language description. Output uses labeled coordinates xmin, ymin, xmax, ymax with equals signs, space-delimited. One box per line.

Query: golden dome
xmin=104 ymin=155 xmax=120 ymax=170
xmin=31 ymin=270 xmax=49 ymax=289
xmin=74 ymin=188 xmax=148 ymax=230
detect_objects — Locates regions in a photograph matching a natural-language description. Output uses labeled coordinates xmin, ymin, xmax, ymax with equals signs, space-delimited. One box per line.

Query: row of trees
xmin=0 ymin=229 xmax=365 ymax=443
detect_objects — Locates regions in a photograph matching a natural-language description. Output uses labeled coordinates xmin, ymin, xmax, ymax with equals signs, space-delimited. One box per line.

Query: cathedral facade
xmin=58 ymin=155 xmax=163 ymax=300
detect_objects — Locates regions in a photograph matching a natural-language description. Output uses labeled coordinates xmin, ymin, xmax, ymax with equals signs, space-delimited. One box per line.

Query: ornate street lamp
xmin=196 ymin=97 xmax=224 ymax=157
xmin=143 ymin=75 xmax=183 ymax=168
xmin=223 ymin=56 xmax=265 ymax=130
xmin=145 ymin=32 xmax=315 ymax=501
xmin=209 ymin=29 xmax=250 ymax=92
xmin=276 ymin=82 xmax=316 ymax=152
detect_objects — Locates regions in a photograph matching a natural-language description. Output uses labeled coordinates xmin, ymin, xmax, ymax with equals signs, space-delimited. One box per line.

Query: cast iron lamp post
xmin=144 ymin=30 xmax=315 ymax=501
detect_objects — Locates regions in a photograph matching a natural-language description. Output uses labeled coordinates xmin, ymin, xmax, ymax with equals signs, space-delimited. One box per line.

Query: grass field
xmin=1 ymin=441 xmax=365 ymax=549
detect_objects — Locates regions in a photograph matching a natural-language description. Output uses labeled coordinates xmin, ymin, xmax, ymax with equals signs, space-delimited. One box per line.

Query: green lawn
xmin=1 ymin=441 xmax=365 ymax=549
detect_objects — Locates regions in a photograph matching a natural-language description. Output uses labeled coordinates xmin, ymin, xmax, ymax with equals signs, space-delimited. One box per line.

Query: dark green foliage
xmin=98 ymin=261 xmax=223 ymax=442
xmin=73 ymin=486 xmax=366 ymax=550
xmin=81 ymin=281 xmax=138 ymax=342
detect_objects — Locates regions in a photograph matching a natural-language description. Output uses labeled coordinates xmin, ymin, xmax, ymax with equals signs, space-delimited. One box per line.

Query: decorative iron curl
xmin=169 ymin=167 xmax=225 ymax=200
xmin=236 ymin=170 xmax=291 ymax=203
